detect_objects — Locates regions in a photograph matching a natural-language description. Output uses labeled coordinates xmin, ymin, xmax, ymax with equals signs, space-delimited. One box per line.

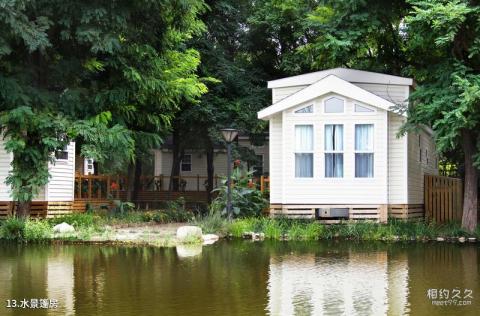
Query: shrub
xmin=48 ymin=213 xmax=99 ymax=229
xmin=111 ymin=200 xmax=135 ymax=215
xmin=191 ymin=210 xmax=229 ymax=234
xmin=0 ymin=217 xmax=26 ymax=241
xmin=211 ymin=166 xmax=268 ymax=218
xmin=0 ymin=217 xmax=51 ymax=242
xmin=24 ymin=219 xmax=51 ymax=241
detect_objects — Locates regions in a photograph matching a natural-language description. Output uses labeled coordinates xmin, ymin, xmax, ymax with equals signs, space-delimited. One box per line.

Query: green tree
xmin=168 ymin=0 xmax=270 ymax=201
xmin=401 ymin=0 xmax=480 ymax=232
xmin=0 ymin=0 xmax=207 ymax=216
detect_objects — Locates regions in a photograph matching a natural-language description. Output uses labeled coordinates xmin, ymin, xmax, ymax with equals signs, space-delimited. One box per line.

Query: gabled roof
xmin=258 ymin=75 xmax=397 ymax=120
xmin=267 ymin=68 xmax=413 ymax=88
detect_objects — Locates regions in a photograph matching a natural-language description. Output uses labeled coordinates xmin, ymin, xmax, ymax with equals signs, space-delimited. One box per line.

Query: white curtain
xmin=295 ymin=125 xmax=313 ymax=177
xmin=355 ymin=124 xmax=374 ymax=177
xmin=325 ymin=125 xmax=343 ymax=177
xmin=295 ymin=153 xmax=313 ymax=177
xmin=325 ymin=124 xmax=343 ymax=151
xmin=355 ymin=153 xmax=374 ymax=177
xmin=295 ymin=125 xmax=313 ymax=151
xmin=325 ymin=153 xmax=344 ymax=177
xmin=355 ymin=124 xmax=373 ymax=151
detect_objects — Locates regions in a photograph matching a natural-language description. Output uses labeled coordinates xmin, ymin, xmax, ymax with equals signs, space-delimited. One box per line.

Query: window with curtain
xmin=295 ymin=125 xmax=313 ymax=177
xmin=355 ymin=124 xmax=374 ymax=178
xmin=324 ymin=124 xmax=343 ymax=177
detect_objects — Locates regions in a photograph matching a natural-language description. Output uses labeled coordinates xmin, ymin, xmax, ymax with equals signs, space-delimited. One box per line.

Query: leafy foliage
xmin=0 ymin=1 xmax=208 ymax=206
xmin=211 ymin=165 xmax=268 ymax=217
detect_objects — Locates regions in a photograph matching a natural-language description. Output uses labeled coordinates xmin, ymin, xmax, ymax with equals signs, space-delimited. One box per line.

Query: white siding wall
xmin=238 ymin=138 xmax=270 ymax=174
xmin=0 ymin=137 xmax=45 ymax=201
xmin=269 ymin=115 xmax=283 ymax=203
xmin=46 ymin=142 xmax=75 ymax=201
xmin=407 ymin=130 xmax=438 ymax=204
xmin=388 ymin=112 xmax=407 ymax=204
xmin=272 ymin=86 xmax=307 ymax=103
xmin=153 ymin=149 xmax=227 ymax=191
xmin=280 ymin=93 xmax=388 ymax=204
xmin=0 ymin=137 xmax=13 ymax=201
xmin=152 ymin=139 xmax=269 ymax=191
xmin=354 ymin=83 xmax=408 ymax=105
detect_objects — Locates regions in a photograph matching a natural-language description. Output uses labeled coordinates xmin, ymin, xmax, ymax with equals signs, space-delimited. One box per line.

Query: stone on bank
xmin=176 ymin=226 xmax=202 ymax=243
xmin=53 ymin=222 xmax=75 ymax=233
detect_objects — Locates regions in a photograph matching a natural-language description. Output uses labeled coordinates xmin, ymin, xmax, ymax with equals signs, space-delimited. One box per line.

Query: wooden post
xmin=77 ymin=176 xmax=82 ymax=199
xmin=88 ymin=178 xmax=92 ymax=199
xmin=97 ymin=178 xmax=101 ymax=199
xmin=106 ymin=175 xmax=111 ymax=199
xmin=116 ymin=175 xmax=120 ymax=199
xmin=197 ymin=175 xmax=200 ymax=192
xmin=379 ymin=204 xmax=388 ymax=224
xmin=260 ymin=176 xmax=264 ymax=193
xmin=160 ymin=175 xmax=164 ymax=191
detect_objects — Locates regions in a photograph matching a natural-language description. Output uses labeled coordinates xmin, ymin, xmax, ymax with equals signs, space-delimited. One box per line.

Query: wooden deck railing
xmin=75 ymin=174 xmax=270 ymax=200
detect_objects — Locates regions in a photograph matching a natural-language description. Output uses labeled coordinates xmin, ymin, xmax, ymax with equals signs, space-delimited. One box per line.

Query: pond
xmin=0 ymin=241 xmax=478 ymax=316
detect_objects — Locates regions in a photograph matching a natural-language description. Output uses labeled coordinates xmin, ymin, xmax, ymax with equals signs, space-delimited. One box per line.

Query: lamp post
xmin=220 ymin=128 xmax=238 ymax=220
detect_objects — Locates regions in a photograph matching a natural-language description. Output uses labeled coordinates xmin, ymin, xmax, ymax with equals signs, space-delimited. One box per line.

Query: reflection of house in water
xmin=267 ymin=250 xmax=409 ymax=316
xmin=0 ymin=245 xmax=75 ymax=316
xmin=47 ymin=248 xmax=75 ymax=316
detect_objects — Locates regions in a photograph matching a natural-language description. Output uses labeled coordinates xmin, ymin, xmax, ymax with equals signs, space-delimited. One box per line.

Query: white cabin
xmin=0 ymin=138 xmax=76 ymax=202
xmin=258 ymin=68 xmax=438 ymax=218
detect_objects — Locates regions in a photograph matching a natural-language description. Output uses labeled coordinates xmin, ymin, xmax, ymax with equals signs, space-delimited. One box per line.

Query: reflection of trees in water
xmin=0 ymin=244 xmax=75 ymax=316
xmin=72 ymin=241 xmax=271 ymax=315
xmin=407 ymin=243 xmax=479 ymax=316
xmin=0 ymin=241 xmax=478 ymax=316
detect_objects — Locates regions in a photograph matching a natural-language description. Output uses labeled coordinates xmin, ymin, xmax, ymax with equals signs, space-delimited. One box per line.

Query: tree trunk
xmin=16 ymin=179 xmax=31 ymax=217
xmin=206 ymin=141 xmax=214 ymax=204
xmin=169 ymin=128 xmax=182 ymax=191
xmin=461 ymin=130 xmax=478 ymax=232
xmin=132 ymin=158 xmax=142 ymax=205
xmin=16 ymin=201 xmax=31 ymax=218
xmin=126 ymin=162 xmax=136 ymax=202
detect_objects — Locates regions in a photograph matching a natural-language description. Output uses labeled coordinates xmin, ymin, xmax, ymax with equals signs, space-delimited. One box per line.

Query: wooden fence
xmin=74 ymin=174 xmax=221 ymax=200
xmin=75 ymin=174 xmax=270 ymax=200
xmin=424 ymin=174 xmax=463 ymax=223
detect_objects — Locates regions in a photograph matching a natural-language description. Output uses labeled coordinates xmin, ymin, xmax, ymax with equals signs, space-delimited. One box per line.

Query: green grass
xmin=0 ymin=217 xmax=52 ymax=242
xmin=190 ymin=211 xmax=229 ymax=234
xmin=225 ymin=217 xmax=480 ymax=241
xmin=0 ymin=207 xmax=194 ymax=243
xmin=2 ymin=211 xmax=478 ymax=244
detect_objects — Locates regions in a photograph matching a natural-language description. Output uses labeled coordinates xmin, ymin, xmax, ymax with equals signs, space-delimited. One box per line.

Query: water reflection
xmin=267 ymin=245 xmax=406 ymax=315
xmin=0 ymin=241 xmax=478 ymax=316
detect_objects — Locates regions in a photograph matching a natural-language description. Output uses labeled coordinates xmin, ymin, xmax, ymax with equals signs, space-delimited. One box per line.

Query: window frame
xmin=354 ymin=123 xmax=375 ymax=178
xmin=353 ymin=103 xmax=376 ymax=115
xmin=322 ymin=96 xmax=346 ymax=115
xmin=323 ymin=123 xmax=344 ymax=178
xmin=54 ymin=145 xmax=69 ymax=162
xmin=294 ymin=124 xmax=315 ymax=179
xmin=293 ymin=103 xmax=314 ymax=115
xmin=180 ymin=154 xmax=192 ymax=172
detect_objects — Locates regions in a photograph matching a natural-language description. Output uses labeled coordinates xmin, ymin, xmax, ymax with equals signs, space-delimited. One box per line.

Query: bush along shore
xmin=0 ymin=208 xmax=197 ymax=246
xmin=1 ymin=211 xmax=479 ymax=245
xmin=222 ymin=217 xmax=480 ymax=242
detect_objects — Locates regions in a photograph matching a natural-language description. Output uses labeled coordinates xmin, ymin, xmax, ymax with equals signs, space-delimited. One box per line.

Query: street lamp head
xmin=220 ymin=128 xmax=238 ymax=143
